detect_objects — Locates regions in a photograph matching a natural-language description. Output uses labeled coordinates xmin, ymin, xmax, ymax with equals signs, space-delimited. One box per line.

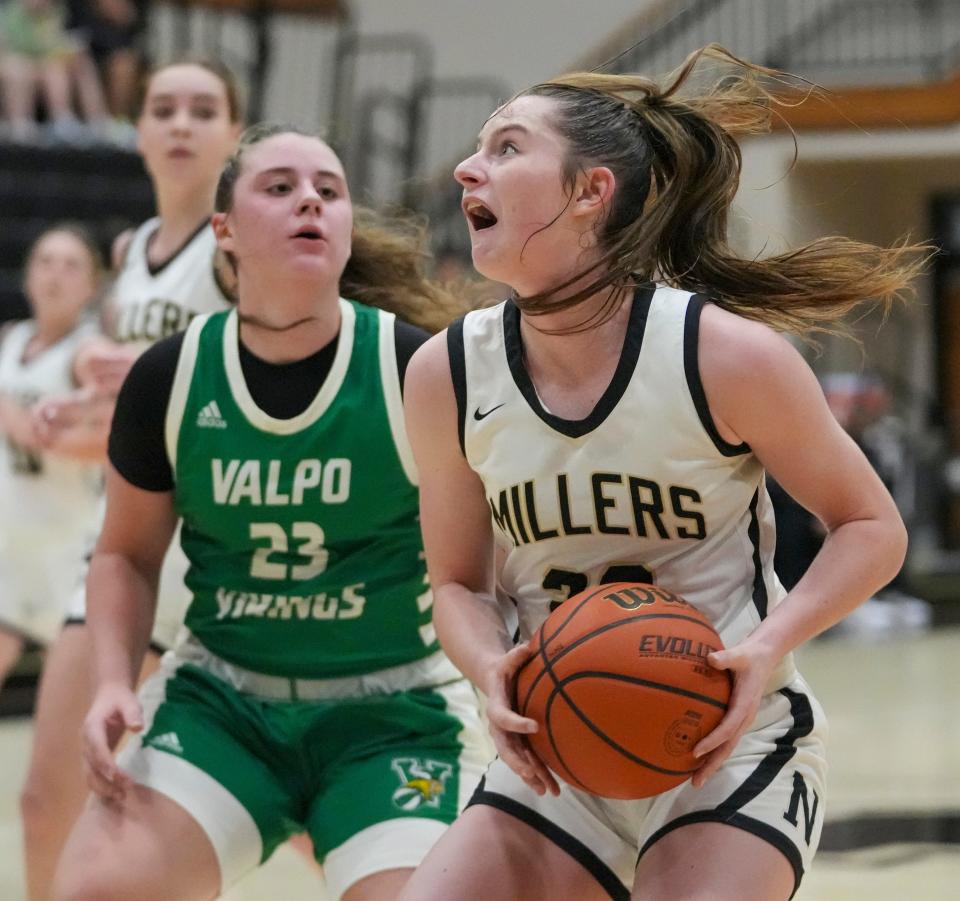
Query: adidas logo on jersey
xmin=196 ymin=400 xmax=227 ymax=429
xmin=149 ymin=732 xmax=184 ymax=754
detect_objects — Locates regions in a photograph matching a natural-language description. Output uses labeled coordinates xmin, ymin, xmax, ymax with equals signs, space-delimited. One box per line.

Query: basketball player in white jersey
xmin=18 ymin=60 xmax=242 ymax=901
xmin=0 ymin=226 xmax=103 ymax=691
xmin=397 ymin=47 xmax=927 ymax=901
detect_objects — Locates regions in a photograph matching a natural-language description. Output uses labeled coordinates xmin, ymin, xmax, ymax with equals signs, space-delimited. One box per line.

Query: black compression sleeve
xmin=107 ymin=333 xmax=183 ymax=491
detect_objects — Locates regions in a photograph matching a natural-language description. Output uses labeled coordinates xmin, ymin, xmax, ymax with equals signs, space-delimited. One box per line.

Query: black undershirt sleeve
xmin=108 ymin=316 xmax=431 ymax=492
xmin=108 ymin=332 xmax=183 ymax=492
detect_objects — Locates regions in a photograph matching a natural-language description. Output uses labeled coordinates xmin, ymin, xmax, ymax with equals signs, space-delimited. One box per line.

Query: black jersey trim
xmin=503 ymin=284 xmax=654 ymax=439
xmin=447 ymin=317 xmax=468 ymax=456
xmin=468 ymin=777 xmax=630 ymax=900
xmin=637 ymin=686 xmax=815 ymax=898
xmin=748 ymin=489 xmax=769 ymax=619
xmin=683 ymin=295 xmax=750 ymax=457
xmin=144 ymin=218 xmax=212 ymax=277
xmin=637 ymin=810 xmax=804 ymax=898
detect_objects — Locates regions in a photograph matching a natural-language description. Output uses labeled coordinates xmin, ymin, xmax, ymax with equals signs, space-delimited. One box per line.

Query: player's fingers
xmin=495 ymin=734 xmax=545 ymax=792
xmin=496 ymin=642 xmax=534 ymax=682
xmin=523 ymin=745 xmax=561 ymax=796
xmin=487 ymin=703 xmax=538 ymax=735
xmin=122 ymin=698 xmax=144 ymax=733
xmin=691 ymin=739 xmax=735 ymax=788
xmin=692 ymin=699 xmax=752 ymax=758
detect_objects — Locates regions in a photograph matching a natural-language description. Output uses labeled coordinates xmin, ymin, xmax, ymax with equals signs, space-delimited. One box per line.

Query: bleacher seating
xmin=0 ymin=143 xmax=155 ymax=322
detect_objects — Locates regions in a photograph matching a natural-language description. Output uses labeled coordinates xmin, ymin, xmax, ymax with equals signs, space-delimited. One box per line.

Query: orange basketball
xmin=515 ymin=582 xmax=731 ymax=799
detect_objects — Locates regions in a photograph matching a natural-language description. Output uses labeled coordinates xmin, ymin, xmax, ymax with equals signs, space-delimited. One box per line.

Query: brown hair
xmin=215 ymin=123 xmax=470 ymax=333
xmin=511 ymin=44 xmax=930 ymax=335
xmin=137 ymin=58 xmax=244 ymax=123
xmin=26 ymin=222 xmax=105 ymax=278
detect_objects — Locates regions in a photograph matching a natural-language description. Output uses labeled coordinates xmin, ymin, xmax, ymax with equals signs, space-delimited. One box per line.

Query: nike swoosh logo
xmin=473 ymin=403 xmax=505 ymax=421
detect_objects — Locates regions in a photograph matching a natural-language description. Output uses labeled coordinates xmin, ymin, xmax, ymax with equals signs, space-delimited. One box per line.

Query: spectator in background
xmin=0 ymin=0 xmax=109 ymax=142
xmin=0 ymin=224 xmax=104 ymax=696
xmin=66 ymin=0 xmax=147 ymax=123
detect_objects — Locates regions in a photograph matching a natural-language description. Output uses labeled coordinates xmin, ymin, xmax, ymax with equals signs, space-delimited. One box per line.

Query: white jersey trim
xmin=165 ymin=314 xmax=210 ymax=472
xmin=378 ymin=309 xmax=418 ymax=486
xmin=222 ymin=300 xmax=355 ymax=435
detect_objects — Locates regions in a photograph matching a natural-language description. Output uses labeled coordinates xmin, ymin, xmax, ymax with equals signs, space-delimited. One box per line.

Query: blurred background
xmin=1 ymin=0 xmax=958 ymax=898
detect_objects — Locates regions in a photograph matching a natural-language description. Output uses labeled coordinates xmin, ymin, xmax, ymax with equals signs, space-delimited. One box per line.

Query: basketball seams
xmin=557 ymin=671 xmax=729 ymax=710
xmin=543 ymin=679 xmax=697 ymax=780
xmin=523 ymin=611 xmax=723 ymax=712
xmin=515 ymin=583 xmax=731 ymax=799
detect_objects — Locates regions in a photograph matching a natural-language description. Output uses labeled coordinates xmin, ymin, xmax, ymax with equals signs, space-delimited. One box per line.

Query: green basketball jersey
xmin=165 ymin=300 xmax=434 ymax=678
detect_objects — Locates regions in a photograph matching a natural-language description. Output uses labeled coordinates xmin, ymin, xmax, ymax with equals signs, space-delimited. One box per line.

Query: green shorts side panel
xmin=140 ymin=665 xmax=487 ymax=863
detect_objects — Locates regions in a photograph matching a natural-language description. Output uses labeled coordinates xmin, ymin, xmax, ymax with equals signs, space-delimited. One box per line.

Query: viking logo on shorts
xmin=390 ymin=757 xmax=453 ymax=811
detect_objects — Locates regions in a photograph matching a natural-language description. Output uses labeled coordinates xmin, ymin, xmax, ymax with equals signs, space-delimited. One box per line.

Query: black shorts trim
xmin=683 ymin=295 xmax=751 ymax=457
xmin=718 ymin=687 xmax=814 ymax=813
xmin=637 ymin=686 xmax=815 ymax=897
xmin=468 ymin=776 xmax=630 ymax=901
xmin=637 ymin=809 xmax=804 ymax=898
xmin=446 ymin=317 xmax=468 ymax=456
xmin=60 ymin=617 xmax=168 ymax=656
xmin=748 ymin=489 xmax=769 ymax=619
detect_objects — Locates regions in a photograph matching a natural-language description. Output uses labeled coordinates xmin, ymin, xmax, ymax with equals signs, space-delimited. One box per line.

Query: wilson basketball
xmin=515 ymin=582 xmax=731 ymax=799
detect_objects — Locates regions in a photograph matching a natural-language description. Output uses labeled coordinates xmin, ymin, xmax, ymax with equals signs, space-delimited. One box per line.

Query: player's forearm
xmin=752 ymin=511 xmax=908 ymax=658
xmin=432 ymin=581 xmax=515 ymax=693
xmin=86 ymin=552 xmax=159 ymax=689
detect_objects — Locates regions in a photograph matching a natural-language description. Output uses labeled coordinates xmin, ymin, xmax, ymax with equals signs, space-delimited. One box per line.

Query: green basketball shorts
xmin=118 ymin=648 xmax=492 ymax=899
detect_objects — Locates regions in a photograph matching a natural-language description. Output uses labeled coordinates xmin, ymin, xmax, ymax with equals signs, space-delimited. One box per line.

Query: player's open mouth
xmin=464 ymin=199 xmax=498 ymax=231
xmin=292 ymin=227 xmax=324 ymax=240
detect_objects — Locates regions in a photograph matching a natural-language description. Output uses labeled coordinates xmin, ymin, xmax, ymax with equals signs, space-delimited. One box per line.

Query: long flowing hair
xmin=512 ymin=44 xmax=931 ymax=335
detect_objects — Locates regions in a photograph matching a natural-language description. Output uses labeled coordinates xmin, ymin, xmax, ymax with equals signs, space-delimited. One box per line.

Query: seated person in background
xmin=66 ymin=0 xmax=147 ymax=122
xmin=0 ymin=0 xmax=108 ymax=142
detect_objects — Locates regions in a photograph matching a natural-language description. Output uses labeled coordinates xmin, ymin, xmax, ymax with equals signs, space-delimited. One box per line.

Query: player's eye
xmin=192 ymin=106 xmax=218 ymax=120
xmin=266 ymin=182 xmax=292 ymax=195
xmin=500 ymin=141 xmax=518 ymax=155
xmin=319 ymin=185 xmax=339 ymax=200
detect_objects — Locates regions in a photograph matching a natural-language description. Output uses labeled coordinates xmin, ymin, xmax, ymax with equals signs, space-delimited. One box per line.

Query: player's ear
xmin=211 ymin=212 xmax=234 ymax=252
xmin=572 ymin=166 xmax=616 ymax=221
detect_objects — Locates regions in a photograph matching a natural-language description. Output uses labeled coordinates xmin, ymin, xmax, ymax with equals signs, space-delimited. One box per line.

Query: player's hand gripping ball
xmin=515 ymin=583 xmax=732 ymax=799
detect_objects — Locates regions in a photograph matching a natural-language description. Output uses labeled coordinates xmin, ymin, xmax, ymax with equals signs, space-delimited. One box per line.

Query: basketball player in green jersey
xmin=51 ymin=124 xmax=490 ymax=901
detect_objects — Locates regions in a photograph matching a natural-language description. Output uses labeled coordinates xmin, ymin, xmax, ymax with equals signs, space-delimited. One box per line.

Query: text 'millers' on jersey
xmin=110 ymin=217 xmax=230 ymax=349
xmin=165 ymin=300 xmax=434 ymax=679
xmin=454 ymin=284 xmax=796 ymax=696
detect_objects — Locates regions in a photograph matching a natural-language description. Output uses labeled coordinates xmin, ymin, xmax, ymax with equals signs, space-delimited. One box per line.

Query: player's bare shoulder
xmin=698 ymin=301 xmax=800 ymax=382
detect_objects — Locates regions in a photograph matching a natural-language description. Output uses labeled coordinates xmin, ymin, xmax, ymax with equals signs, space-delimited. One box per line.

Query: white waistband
xmin=170 ymin=633 xmax=464 ymax=701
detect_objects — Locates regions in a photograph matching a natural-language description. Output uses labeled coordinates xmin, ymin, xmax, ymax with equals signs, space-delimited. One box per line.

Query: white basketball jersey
xmin=0 ymin=319 xmax=103 ymax=532
xmin=109 ymin=217 xmax=230 ymax=352
xmin=454 ymin=284 xmax=796 ymax=692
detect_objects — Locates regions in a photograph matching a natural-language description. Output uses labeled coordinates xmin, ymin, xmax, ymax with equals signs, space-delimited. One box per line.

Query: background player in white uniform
xmin=397 ymin=46 xmax=928 ymax=901
xmin=0 ymin=225 xmax=103 ymax=689
xmin=51 ymin=125 xmax=487 ymax=901
xmin=18 ymin=60 xmax=241 ymax=901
